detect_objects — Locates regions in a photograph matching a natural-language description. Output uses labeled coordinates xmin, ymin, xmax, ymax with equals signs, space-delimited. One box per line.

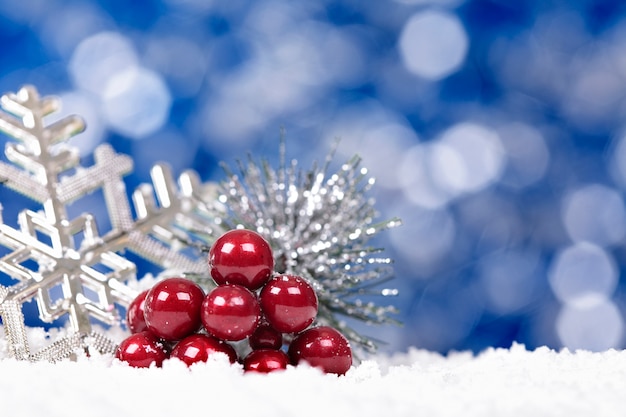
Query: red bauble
xmin=260 ymin=275 xmax=317 ymax=333
xmin=126 ymin=290 xmax=149 ymax=334
xmin=249 ymin=324 xmax=283 ymax=350
xmin=243 ymin=349 xmax=289 ymax=373
xmin=115 ymin=331 xmax=169 ymax=368
xmin=288 ymin=326 xmax=352 ymax=375
xmin=209 ymin=229 xmax=274 ymax=290
xmin=144 ymin=278 xmax=205 ymax=341
xmin=201 ymin=284 xmax=260 ymax=341
xmin=171 ymin=334 xmax=237 ymax=366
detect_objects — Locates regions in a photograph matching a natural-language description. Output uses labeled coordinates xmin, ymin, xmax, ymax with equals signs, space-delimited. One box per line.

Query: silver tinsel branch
xmin=0 ymin=85 xmax=220 ymax=361
xmin=202 ymin=140 xmax=401 ymax=352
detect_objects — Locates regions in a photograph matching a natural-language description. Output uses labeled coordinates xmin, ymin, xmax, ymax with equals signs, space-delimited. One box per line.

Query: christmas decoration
xmin=0 ymin=85 xmax=220 ymax=361
xmin=288 ymin=326 xmax=353 ymax=375
xmin=201 ymin=141 xmax=401 ymax=352
xmin=114 ymin=331 xmax=169 ymax=368
xmin=126 ymin=290 xmax=149 ymax=334
xmin=208 ymin=228 xmax=274 ymax=290
xmin=243 ymin=349 xmax=289 ymax=373
xmin=118 ymin=230 xmax=353 ymax=374
xmin=259 ymin=274 xmax=318 ymax=333
xmin=170 ymin=333 xmax=237 ymax=366
xmin=201 ymin=284 xmax=261 ymax=341
xmin=144 ymin=278 xmax=205 ymax=341
xmin=0 ymin=85 xmax=398 ymax=362
xmin=249 ymin=324 xmax=283 ymax=350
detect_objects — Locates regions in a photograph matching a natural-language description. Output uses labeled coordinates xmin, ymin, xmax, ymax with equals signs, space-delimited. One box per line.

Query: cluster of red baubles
xmin=115 ymin=229 xmax=352 ymax=374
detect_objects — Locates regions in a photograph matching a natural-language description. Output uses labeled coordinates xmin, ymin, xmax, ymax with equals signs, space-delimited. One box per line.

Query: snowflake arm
xmin=0 ymin=85 xmax=221 ymax=361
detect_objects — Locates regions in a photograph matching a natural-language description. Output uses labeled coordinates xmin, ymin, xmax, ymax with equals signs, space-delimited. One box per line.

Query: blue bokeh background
xmin=2 ymin=0 xmax=626 ymax=354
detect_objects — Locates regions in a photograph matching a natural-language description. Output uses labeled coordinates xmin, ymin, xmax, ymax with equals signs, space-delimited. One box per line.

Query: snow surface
xmin=1 ymin=327 xmax=625 ymax=417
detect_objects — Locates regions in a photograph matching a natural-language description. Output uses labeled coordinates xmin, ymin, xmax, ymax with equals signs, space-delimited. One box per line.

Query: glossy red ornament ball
xmin=115 ymin=331 xmax=169 ymax=368
xmin=209 ymin=229 xmax=274 ymax=290
xmin=249 ymin=324 xmax=283 ymax=350
xmin=201 ymin=284 xmax=260 ymax=341
xmin=126 ymin=290 xmax=149 ymax=334
xmin=288 ymin=326 xmax=352 ymax=375
xmin=171 ymin=334 xmax=237 ymax=366
xmin=243 ymin=349 xmax=289 ymax=373
xmin=260 ymin=274 xmax=318 ymax=333
xmin=144 ymin=278 xmax=205 ymax=341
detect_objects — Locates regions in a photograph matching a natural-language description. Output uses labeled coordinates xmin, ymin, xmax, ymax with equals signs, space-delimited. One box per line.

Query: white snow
xmin=1 ymin=327 xmax=625 ymax=417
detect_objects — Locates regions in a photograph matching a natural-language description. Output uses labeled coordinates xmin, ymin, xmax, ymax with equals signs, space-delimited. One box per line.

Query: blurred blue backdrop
xmin=1 ymin=0 xmax=626 ymax=354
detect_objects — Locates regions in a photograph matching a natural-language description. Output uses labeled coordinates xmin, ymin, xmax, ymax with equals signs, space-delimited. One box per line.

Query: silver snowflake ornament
xmin=0 ymin=85 xmax=219 ymax=361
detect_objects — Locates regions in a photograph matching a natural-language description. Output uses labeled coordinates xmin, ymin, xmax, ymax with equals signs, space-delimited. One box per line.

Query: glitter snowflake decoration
xmin=0 ymin=85 xmax=219 ymax=361
xmin=196 ymin=141 xmax=401 ymax=352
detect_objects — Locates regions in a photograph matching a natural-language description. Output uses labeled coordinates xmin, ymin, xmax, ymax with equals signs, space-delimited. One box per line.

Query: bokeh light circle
xmin=69 ymin=31 xmax=138 ymax=96
xmin=562 ymin=184 xmax=626 ymax=247
xmin=430 ymin=123 xmax=505 ymax=195
xmin=399 ymin=10 xmax=469 ymax=81
xmin=101 ymin=67 xmax=172 ymax=139
xmin=556 ymin=300 xmax=623 ymax=351
xmin=548 ymin=242 xmax=618 ymax=308
xmin=398 ymin=144 xmax=452 ymax=209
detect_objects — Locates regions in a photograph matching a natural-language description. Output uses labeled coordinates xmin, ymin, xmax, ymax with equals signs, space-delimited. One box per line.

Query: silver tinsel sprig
xmin=202 ymin=141 xmax=401 ymax=352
